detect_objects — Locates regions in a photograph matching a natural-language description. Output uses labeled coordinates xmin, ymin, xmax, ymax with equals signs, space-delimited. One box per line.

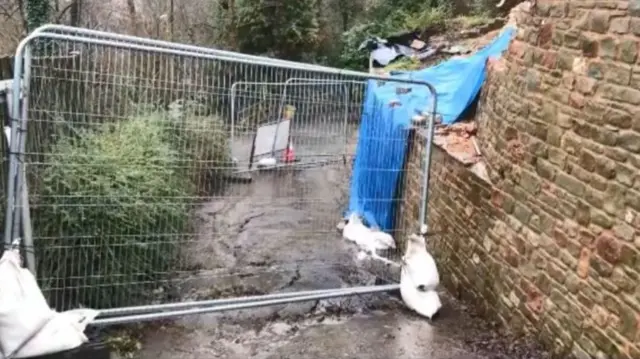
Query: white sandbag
xmin=402 ymin=234 xmax=439 ymax=289
xmin=11 ymin=309 xmax=98 ymax=359
xmin=400 ymin=265 xmax=442 ymax=320
xmin=400 ymin=234 xmax=442 ymax=320
xmin=0 ymin=249 xmax=99 ymax=359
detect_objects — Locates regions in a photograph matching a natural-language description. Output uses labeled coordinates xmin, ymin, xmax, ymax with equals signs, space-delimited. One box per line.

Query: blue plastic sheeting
xmin=346 ymin=26 xmax=515 ymax=232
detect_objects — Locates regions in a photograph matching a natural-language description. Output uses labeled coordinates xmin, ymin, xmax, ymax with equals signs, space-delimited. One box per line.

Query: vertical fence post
xmin=418 ymin=96 xmax=438 ymax=236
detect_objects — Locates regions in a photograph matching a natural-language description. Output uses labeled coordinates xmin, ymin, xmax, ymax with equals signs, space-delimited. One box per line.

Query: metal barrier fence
xmin=230 ymin=79 xmax=360 ymax=170
xmin=5 ymin=25 xmax=438 ymax=323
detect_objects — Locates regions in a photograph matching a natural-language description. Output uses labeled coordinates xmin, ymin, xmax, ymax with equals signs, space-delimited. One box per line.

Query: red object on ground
xmin=283 ymin=145 xmax=295 ymax=163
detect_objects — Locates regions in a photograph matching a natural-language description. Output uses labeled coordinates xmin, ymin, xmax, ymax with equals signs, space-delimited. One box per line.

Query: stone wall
xmin=398 ymin=1 xmax=640 ymax=357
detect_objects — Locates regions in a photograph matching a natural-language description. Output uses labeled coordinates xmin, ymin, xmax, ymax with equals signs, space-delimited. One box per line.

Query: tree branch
xmin=54 ymin=1 xmax=75 ymax=23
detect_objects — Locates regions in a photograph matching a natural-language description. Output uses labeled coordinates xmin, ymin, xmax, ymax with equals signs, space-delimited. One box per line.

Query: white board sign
xmin=253 ymin=120 xmax=290 ymax=157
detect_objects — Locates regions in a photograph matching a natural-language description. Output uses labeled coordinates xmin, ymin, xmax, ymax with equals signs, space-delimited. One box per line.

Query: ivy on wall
xmin=26 ymin=0 xmax=51 ymax=32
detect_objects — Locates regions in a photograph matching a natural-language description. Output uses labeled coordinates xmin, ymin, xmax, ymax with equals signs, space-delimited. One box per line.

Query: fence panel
xmin=230 ymin=79 xmax=364 ymax=170
xmin=6 ymin=29 xmax=437 ymax=317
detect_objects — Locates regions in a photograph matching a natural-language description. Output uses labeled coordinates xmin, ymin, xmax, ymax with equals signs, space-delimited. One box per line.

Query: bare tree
xmin=125 ymin=0 xmax=138 ymax=34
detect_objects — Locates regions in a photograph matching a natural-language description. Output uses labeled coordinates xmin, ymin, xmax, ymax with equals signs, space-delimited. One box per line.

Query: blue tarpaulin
xmin=346 ymin=26 xmax=515 ymax=232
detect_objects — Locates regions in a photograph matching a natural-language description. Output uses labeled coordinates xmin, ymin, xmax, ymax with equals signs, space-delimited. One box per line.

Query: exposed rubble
xmin=396 ymin=3 xmax=533 ymax=180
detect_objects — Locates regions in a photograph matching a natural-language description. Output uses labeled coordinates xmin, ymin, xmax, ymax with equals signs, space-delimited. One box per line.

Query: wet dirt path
xmin=176 ymin=121 xmax=370 ymax=303
xmin=136 ymin=120 xmax=550 ymax=359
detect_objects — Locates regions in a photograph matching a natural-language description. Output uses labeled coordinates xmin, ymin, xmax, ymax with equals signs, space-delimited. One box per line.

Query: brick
xmin=589 ymin=176 xmax=609 ymax=191
xmin=618 ymin=39 xmax=638 ymax=64
xmin=631 ymin=0 xmax=640 ymax=16
xmin=615 ymin=163 xmax=636 ymax=187
xmin=569 ymin=92 xmax=586 ymax=108
xmin=604 ymin=146 xmax=629 ymax=162
xmin=569 ymin=162 xmax=592 ymax=183
xmin=557 ymin=113 xmax=573 ymax=129
xmin=576 ymin=336 xmax=599 ymax=357
xmin=587 ymin=61 xmax=605 ymax=79
xmin=604 ymin=182 xmax=627 ymax=216
xmin=561 ymin=131 xmax=582 ymax=154
xmin=613 ymin=222 xmax=636 ymax=241
xmin=526 ymin=120 xmax=548 ymax=140
xmin=633 ymin=68 xmax=640 ymax=89
xmin=599 ymin=37 xmax=617 ymax=59
xmin=593 ymin=126 xmax=619 ymax=147
xmin=611 ymin=267 xmax=635 ymax=292
xmin=574 ymin=120 xmax=598 ymax=141
xmin=627 ymin=189 xmax=640 ymax=212
xmin=631 ymin=18 xmax=640 ymax=35
xmin=555 ymin=171 xmax=585 ymax=197
xmin=576 ymin=201 xmax=592 ymax=225
xmin=610 ymin=17 xmax=630 ymax=34
xmin=591 ymin=209 xmax=613 ymax=229
xmin=580 ymin=34 xmax=599 ymax=57
xmin=539 ymin=23 xmax=553 ymax=48
xmin=600 ymin=84 xmax=640 ymax=105
xmin=578 ymin=248 xmax=591 ymax=278
xmin=558 ymin=50 xmax=575 ymax=71
xmin=617 ymin=301 xmax=638 ymax=340
xmin=604 ymin=63 xmax=632 ymax=86
xmin=585 ymin=186 xmax=605 ymax=209
xmin=630 ymin=155 xmax=640 ymax=171
xmin=520 ymin=170 xmax=541 ymax=195
xmin=589 ymin=11 xmax=611 ymax=33
xmin=513 ymin=203 xmax=533 ymax=224
xmin=618 ymin=130 xmax=640 ymax=153
xmin=541 ymin=102 xmax=557 ymax=123
xmin=548 ymin=147 xmax=568 ymax=168
xmin=536 ymin=159 xmax=556 ymax=181
xmin=546 ymin=126 xmax=563 ymax=147
xmin=606 ymin=109 xmax=632 ymax=129
xmin=594 ymin=153 xmax=617 ymax=179
xmin=591 ymin=254 xmax=614 ymax=277
xmin=579 ymin=149 xmax=597 ymax=172
xmin=619 ymin=243 xmax=639 ymax=267
xmin=596 ymin=231 xmax=623 ymax=264
xmin=575 ymin=76 xmax=597 ymax=95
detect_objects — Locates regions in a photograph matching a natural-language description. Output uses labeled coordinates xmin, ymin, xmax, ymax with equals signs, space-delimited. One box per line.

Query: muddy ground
xmin=126 ymin=118 xmax=550 ymax=359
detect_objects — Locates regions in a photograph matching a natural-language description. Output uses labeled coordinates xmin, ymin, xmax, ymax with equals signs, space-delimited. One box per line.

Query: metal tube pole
xmin=418 ymin=93 xmax=438 ymax=235
xmin=19 ymin=29 xmax=437 ymax=96
xmin=16 ymin=47 xmax=36 ymax=275
xmin=4 ymin=47 xmax=24 ymax=246
xmin=91 ymin=284 xmax=399 ymax=326
xmin=97 ymin=285 xmax=386 ymax=317
xmin=28 ymin=24 xmax=378 ymax=74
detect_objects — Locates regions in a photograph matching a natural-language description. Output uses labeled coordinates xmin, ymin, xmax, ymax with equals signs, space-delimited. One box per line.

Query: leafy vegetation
xmin=34 ymin=109 xmax=229 ymax=309
xmin=25 ymin=0 xmax=51 ymax=32
xmin=233 ymin=0 xmax=320 ymax=60
xmin=208 ymin=0 xmax=457 ymax=70
xmin=337 ymin=3 xmax=452 ymax=70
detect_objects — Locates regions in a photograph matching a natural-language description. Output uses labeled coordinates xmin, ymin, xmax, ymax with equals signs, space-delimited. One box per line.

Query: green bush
xmin=167 ymin=100 xmax=233 ymax=190
xmin=401 ymin=4 xmax=450 ymax=33
xmin=35 ymin=115 xmax=194 ymax=309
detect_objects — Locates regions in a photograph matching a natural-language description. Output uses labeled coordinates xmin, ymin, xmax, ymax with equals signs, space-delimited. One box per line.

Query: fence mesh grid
xmin=12 ymin=37 xmax=427 ymax=311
